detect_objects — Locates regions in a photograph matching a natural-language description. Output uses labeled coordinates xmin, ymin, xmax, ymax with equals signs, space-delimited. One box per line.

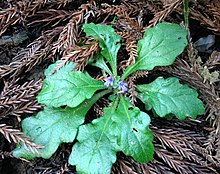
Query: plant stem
xmin=184 ymin=0 xmax=189 ymax=28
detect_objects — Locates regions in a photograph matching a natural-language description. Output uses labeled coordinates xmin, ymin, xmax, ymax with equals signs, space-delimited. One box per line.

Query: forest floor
xmin=0 ymin=0 xmax=220 ymax=173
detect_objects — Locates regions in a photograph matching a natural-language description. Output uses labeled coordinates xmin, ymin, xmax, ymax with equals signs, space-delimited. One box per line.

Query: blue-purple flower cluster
xmin=104 ymin=77 xmax=128 ymax=93
xmin=118 ymin=81 xmax=128 ymax=92
xmin=104 ymin=77 xmax=114 ymax=87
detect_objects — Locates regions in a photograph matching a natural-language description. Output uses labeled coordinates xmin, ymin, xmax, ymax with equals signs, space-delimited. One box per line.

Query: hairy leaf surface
xmin=137 ymin=77 xmax=205 ymax=119
xmin=122 ymin=22 xmax=187 ymax=79
xmin=37 ymin=65 xmax=105 ymax=107
xmin=13 ymin=91 xmax=110 ymax=159
xmin=69 ymin=96 xmax=154 ymax=173
xmin=83 ymin=23 xmax=121 ymax=76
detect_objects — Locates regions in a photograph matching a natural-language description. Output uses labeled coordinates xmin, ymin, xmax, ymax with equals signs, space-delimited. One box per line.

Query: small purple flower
xmin=104 ymin=77 xmax=114 ymax=87
xmin=118 ymin=81 xmax=128 ymax=93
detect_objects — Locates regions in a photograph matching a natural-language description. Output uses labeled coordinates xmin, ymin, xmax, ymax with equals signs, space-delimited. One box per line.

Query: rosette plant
xmin=13 ymin=22 xmax=205 ymax=174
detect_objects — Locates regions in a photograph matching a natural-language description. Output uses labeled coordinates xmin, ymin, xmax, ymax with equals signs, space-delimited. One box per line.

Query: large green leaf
xmin=13 ymin=107 xmax=84 ymax=159
xmin=13 ymin=90 xmax=110 ymax=160
xmin=137 ymin=77 xmax=205 ymax=119
xmin=122 ymin=22 xmax=187 ymax=79
xmin=112 ymin=96 xmax=154 ymax=162
xmin=69 ymin=105 xmax=119 ymax=174
xmin=69 ymin=96 xmax=154 ymax=174
xmin=83 ymin=23 xmax=121 ymax=76
xmin=37 ymin=66 xmax=105 ymax=108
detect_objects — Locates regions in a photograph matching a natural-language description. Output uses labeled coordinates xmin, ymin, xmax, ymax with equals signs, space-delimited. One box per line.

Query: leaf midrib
xmin=89 ymin=27 xmax=117 ymax=76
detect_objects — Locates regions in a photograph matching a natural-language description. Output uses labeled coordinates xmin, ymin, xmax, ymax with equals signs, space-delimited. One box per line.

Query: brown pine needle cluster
xmin=117 ymin=32 xmax=139 ymax=72
xmin=58 ymin=41 xmax=99 ymax=71
xmin=148 ymin=0 xmax=181 ymax=28
xmin=127 ymin=70 xmax=149 ymax=105
xmin=0 ymin=124 xmax=43 ymax=154
xmin=0 ymin=26 xmax=63 ymax=79
xmin=0 ymin=79 xmax=43 ymax=117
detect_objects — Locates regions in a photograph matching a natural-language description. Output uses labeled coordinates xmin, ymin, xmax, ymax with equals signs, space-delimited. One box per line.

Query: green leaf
xmin=37 ymin=67 xmax=105 ymax=108
xmin=13 ymin=90 xmax=111 ymax=160
xmin=92 ymin=54 xmax=112 ymax=76
xmin=44 ymin=60 xmax=76 ymax=77
xmin=69 ymin=102 xmax=119 ymax=174
xmin=122 ymin=22 xmax=187 ymax=79
xmin=137 ymin=77 xmax=205 ymax=119
xmin=83 ymin=23 xmax=121 ymax=76
xmin=112 ymin=96 xmax=154 ymax=163
xmin=69 ymin=96 xmax=154 ymax=174
xmin=13 ymin=107 xmax=84 ymax=159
